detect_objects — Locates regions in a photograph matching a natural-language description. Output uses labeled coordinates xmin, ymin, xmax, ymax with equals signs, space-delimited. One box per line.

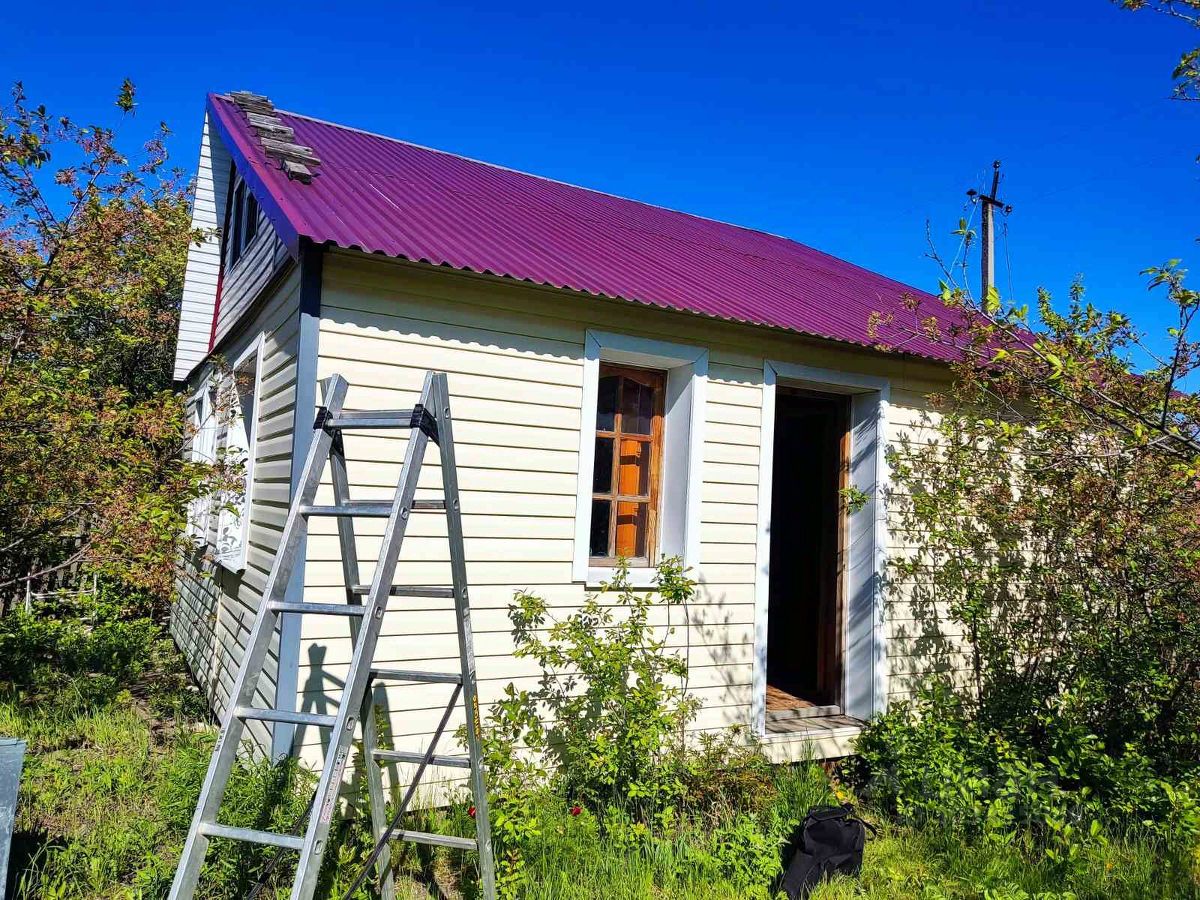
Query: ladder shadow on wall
xmin=295 ymin=643 xmax=339 ymax=757
xmin=294 ymin=644 xmax=398 ymax=806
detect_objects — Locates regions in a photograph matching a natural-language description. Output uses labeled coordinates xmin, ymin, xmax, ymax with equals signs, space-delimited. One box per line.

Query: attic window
xmin=225 ymin=176 xmax=260 ymax=268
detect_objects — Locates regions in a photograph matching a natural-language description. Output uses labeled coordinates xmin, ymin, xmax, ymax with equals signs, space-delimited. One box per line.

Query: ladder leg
xmin=169 ymin=375 xmax=350 ymax=900
xmin=432 ymin=373 xmax=497 ymax=900
xmin=330 ymin=438 xmax=397 ymax=900
xmin=290 ymin=374 xmax=437 ymax=900
xmin=169 ymin=699 xmax=254 ymax=896
xmin=361 ymin=682 xmax=397 ymax=900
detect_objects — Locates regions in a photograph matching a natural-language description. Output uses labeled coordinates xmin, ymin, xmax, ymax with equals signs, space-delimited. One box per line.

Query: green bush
xmin=479 ymin=557 xmax=779 ymax=895
xmin=678 ymin=726 xmax=776 ymax=819
xmin=475 ymin=558 xmax=700 ymax=894
xmin=473 ymin=558 xmax=854 ymax=897
xmin=503 ymin=557 xmax=700 ymax=815
xmin=0 ymin=585 xmax=168 ymax=701
xmin=860 ymin=266 xmax=1200 ymax=895
xmin=854 ymin=684 xmax=1200 ymax=888
xmin=707 ymin=813 xmax=784 ymax=895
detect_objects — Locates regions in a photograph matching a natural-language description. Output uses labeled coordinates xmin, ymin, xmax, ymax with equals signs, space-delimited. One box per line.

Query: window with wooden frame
xmin=588 ymin=364 xmax=665 ymax=565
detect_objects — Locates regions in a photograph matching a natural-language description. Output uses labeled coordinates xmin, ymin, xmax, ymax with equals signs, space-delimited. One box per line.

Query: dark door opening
xmin=766 ymin=388 xmax=849 ymax=723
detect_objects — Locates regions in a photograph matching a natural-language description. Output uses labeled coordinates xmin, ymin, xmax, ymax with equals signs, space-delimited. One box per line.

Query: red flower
xmin=569 ymin=804 xmax=582 ymax=816
xmin=468 ymin=805 xmax=476 ymax=818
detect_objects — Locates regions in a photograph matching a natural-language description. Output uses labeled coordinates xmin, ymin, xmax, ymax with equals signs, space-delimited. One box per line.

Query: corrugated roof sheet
xmin=208 ymin=93 xmax=956 ymax=362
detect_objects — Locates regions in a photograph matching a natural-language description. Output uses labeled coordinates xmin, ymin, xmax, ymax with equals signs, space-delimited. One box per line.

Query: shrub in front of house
xmin=856 ymin=271 xmax=1200 ymax=893
xmin=476 ymin=557 xmax=827 ymax=897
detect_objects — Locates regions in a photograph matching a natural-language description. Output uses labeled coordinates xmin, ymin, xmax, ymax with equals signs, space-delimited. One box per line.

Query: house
xmin=172 ymin=91 xmax=957 ymax=778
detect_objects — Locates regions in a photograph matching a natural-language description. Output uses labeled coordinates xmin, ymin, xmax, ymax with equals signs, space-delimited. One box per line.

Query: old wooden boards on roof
xmin=228 ymin=90 xmax=321 ymax=184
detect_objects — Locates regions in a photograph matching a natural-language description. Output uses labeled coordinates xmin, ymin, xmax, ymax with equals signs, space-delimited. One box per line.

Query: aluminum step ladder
xmin=169 ymin=371 xmax=496 ymax=900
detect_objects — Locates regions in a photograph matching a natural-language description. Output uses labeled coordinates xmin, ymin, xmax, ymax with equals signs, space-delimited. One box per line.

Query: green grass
xmin=4 ymin=602 xmax=1197 ymax=898
xmin=1 ymin=611 xmax=379 ymax=900
xmin=7 ymin=699 xmax=179 ymax=895
xmin=814 ymin=821 xmax=1191 ymax=900
xmin=370 ymin=768 xmax=1199 ymax=900
xmin=9 ymin=687 xmax=1197 ymax=899
xmin=501 ymin=804 xmax=1191 ymax=900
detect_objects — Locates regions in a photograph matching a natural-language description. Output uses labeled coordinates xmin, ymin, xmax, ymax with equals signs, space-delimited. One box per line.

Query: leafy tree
xmin=859 ymin=0 xmax=1200 ymax=773
xmin=0 ymin=82 xmax=225 ymax=609
xmin=852 ymin=3 xmax=1200 ymax=871
xmin=1116 ymin=1 xmax=1200 ymax=102
xmin=861 ymin=213 xmax=1200 ymax=844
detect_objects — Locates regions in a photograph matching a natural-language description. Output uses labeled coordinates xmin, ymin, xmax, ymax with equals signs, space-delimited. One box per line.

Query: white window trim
xmin=573 ymin=330 xmax=707 ymax=587
xmin=752 ymin=360 xmax=890 ymax=735
xmin=186 ymin=376 xmax=217 ymax=544
xmin=216 ymin=333 xmax=265 ymax=573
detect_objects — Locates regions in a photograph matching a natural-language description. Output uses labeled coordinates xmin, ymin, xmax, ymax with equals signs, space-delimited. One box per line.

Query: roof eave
xmin=319 ymin=243 xmax=958 ymax=368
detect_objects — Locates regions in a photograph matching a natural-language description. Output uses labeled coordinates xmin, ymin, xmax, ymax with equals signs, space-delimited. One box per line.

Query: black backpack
xmin=779 ymin=804 xmax=874 ymax=899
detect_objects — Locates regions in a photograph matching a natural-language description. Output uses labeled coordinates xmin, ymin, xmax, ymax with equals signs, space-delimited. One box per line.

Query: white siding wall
xmin=289 ymin=252 xmax=953 ymax=784
xmin=172 ymin=114 xmax=228 ymax=381
xmin=173 ymin=115 xmax=292 ymax=382
xmin=172 ymin=263 xmax=303 ymax=752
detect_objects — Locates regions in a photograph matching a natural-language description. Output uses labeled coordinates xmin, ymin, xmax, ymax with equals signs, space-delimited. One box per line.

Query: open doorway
xmin=765 ymin=387 xmax=850 ymax=727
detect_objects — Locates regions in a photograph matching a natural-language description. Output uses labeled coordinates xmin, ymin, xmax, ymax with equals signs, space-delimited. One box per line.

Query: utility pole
xmin=967 ymin=161 xmax=1012 ymax=302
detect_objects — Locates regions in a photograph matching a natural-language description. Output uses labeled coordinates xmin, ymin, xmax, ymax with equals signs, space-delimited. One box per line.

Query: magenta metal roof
xmin=208 ymin=93 xmax=955 ymax=362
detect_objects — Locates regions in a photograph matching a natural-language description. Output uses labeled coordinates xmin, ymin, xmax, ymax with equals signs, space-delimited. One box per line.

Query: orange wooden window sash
xmin=591 ymin=364 xmax=665 ymax=563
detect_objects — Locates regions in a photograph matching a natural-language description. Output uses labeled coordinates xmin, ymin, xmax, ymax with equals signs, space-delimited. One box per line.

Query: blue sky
xmin=5 ymin=1 xmax=1197 ymax=360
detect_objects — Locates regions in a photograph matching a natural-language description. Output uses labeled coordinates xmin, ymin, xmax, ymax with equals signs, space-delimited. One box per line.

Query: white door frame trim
xmin=753 ymin=360 xmax=890 ymax=735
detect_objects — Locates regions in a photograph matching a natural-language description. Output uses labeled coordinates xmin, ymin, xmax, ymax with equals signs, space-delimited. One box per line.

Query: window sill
xmin=216 ymin=553 xmax=248 ymax=576
xmin=582 ymin=566 xmax=659 ymax=590
xmin=758 ymin=714 xmax=864 ymax=741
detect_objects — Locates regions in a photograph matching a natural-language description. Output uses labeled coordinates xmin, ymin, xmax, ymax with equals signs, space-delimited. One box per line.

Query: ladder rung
xmin=235 ymin=707 xmax=337 ymax=728
xmin=324 ymin=406 xmax=439 ymax=438
xmin=391 ymin=829 xmax=477 ymax=851
xmin=269 ymin=601 xmax=367 ymax=617
xmin=326 ymin=409 xmax=419 ymax=429
xmin=301 ymin=502 xmax=392 ymax=518
xmin=372 ymin=749 xmax=471 ymax=769
xmin=350 ymin=585 xmax=456 ymax=599
xmin=300 ymin=500 xmax=445 ymax=517
xmin=198 ymin=822 xmax=304 ymax=851
xmin=371 ymin=668 xmax=462 ymax=685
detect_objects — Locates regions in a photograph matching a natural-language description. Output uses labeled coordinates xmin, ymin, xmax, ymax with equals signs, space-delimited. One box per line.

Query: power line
xmin=947 ymin=193 xmax=980 ymax=283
